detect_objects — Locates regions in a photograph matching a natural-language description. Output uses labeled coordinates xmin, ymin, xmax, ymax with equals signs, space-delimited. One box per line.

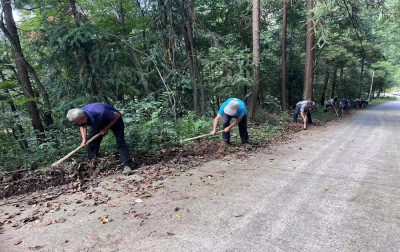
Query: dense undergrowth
xmin=0 ymin=98 xmax=384 ymax=173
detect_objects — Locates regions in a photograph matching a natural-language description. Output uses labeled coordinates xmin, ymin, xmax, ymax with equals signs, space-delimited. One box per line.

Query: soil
xmin=0 ymin=120 xmax=324 ymax=201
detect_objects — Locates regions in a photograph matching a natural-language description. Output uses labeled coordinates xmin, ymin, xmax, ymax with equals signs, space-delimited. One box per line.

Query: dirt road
xmin=2 ymin=100 xmax=400 ymax=252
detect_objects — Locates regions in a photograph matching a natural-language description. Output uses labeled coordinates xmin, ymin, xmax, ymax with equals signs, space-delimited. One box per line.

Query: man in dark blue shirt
xmin=67 ymin=103 xmax=132 ymax=174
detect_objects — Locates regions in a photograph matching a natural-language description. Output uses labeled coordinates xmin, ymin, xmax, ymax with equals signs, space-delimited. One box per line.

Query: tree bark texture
xmin=320 ymin=58 xmax=330 ymax=105
xmin=303 ymin=0 xmax=315 ymax=101
xmin=281 ymin=1 xmax=288 ymax=110
xmin=1 ymin=0 xmax=45 ymax=134
xmin=330 ymin=64 xmax=338 ymax=99
xmin=249 ymin=0 xmax=260 ymax=122
xmin=174 ymin=0 xmax=204 ymax=115
xmin=358 ymin=55 xmax=364 ymax=99
xmin=118 ymin=0 xmax=150 ymax=96
xmin=337 ymin=66 xmax=343 ymax=99
xmin=68 ymin=0 xmax=98 ymax=96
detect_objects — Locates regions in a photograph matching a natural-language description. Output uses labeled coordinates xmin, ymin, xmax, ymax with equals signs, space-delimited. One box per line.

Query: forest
xmin=0 ymin=0 xmax=399 ymax=172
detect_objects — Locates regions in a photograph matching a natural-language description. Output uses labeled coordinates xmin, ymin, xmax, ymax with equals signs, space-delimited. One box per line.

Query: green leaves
xmin=14 ymin=98 xmax=38 ymax=105
xmin=0 ymin=80 xmax=18 ymax=89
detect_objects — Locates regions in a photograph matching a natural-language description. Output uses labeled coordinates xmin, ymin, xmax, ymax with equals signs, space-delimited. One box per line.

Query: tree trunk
xmin=119 ymin=0 xmax=150 ymax=96
xmin=320 ymin=58 xmax=330 ymax=105
xmin=0 ymin=18 xmax=53 ymax=127
xmin=174 ymin=0 xmax=204 ymax=115
xmin=22 ymin=59 xmax=53 ymax=127
xmin=303 ymin=0 xmax=315 ymax=101
xmin=158 ymin=0 xmax=176 ymax=70
xmin=1 ymin=0 xmax=45 ymax=135
xmin=337 ymin=66 xmax=343 ymax=99
xmin=68 ymin=0 xmax=98 ymax=95
xmin=281 ymin=0 xmax=288 ymax=110
xmin=331 ymin=64 xmax=338 ymax=99
xmin=358 ymin=55 xmax=365 ymax=99
xmin=249 ymin=0 xmax=260 ymax=122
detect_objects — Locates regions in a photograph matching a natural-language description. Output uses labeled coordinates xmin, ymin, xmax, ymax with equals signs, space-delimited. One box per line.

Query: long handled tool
xmin=332 ymin=107 xmax=339 ymax=117
xmin=180 ymin=130 xmax=224 ymax=145
xmin=51 ymin=133 xmax=102 ymax=167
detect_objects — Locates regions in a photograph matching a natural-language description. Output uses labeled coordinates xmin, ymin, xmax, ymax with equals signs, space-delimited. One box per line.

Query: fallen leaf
xmin=4 ymin=215 xmax=12 ymax=219
xmin=14 ymin=240 xmax=22 ymax=245
xmin=42 ymin=221 xmax=52 ymax=226
xmin=175 ymin=213 xmax=181 ymax=218
xmin=320 ymin=188 xmax=328 ymax=192
xmin=174 ymin=207 xmax=180 ymax=212
xmin=167 ymin=232 xmax=175 ymax=236
xmin=10 ymin=223 xmax=19 ymax=227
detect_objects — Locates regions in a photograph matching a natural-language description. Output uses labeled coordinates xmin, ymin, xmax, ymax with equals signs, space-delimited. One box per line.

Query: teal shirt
xmin=218 ymin=98 xmax=247 ymax=117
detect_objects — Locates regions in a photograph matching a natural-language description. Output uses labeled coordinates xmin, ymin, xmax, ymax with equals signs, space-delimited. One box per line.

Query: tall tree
xmin=320 ymin=58 xmax=330 ymax=105
xmin=281 ymin=0 xmax=288 ymax=110
xmin=118 ymin=0 xmax=150 ymax=96
xmin=249 ymin=0 xmax=260 ymax=122
xmin=174 ymin=0 xmax=205 ymax=115
xmin=303 ymin=0 xmax=315 ymax=100
xmin=1 ymin=0 xmax=44 ymax=135
xmin=330 ymin=63 xmax=338 ymax=98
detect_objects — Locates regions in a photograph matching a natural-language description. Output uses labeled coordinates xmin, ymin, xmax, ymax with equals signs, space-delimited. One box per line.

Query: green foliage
xmin=1 ymin=0 xmax=399 ymax=172
xmin=369 ymin=96 xmax=396 ymax=106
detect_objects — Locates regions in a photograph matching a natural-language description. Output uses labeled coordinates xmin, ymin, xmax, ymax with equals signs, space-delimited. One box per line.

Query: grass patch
xmin=311 ymin=108 xmax=338 ymax=122
xmin=369 ymin=96 xmax=397 ymax=106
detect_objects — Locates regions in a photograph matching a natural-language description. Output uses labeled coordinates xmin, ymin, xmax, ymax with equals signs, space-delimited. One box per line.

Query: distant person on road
xmin=293 ymin=100 xmax=314 ymax=125
xmin=67 ymin=103 xmax=132 ymax=174
xmin=324 ymin=98 xmax=338 ymax=113
xmin=210 ymin=98 xmax=249 ymax=145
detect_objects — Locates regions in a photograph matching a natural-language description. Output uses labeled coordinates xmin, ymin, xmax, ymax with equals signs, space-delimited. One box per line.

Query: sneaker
xmin=122 ymin=166 xmax=132 ymax=174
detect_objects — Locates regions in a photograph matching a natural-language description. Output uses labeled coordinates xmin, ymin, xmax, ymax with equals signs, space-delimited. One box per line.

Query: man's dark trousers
xmin=293 ymin=105 xmax=312 ymax=124
xmin=87 ymin=117 xmax=131 ymax=166
xmin=222 ymin=114 xmax=249 ymax=144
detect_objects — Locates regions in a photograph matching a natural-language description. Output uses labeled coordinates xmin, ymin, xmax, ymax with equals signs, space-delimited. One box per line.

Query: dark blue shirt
xmin=80 ymin=103 xmax=120 ymax=128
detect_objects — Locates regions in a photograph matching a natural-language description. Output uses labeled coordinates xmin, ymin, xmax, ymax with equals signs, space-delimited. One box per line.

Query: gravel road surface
xmin=1 ymin=100 xmax=400 ymax=252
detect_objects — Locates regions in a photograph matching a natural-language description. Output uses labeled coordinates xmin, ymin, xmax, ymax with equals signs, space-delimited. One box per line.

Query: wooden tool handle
xmin=180 ymin=130 xmax=224 ymax=144
xmin=51 ymin=133 xmax=102 ymax=167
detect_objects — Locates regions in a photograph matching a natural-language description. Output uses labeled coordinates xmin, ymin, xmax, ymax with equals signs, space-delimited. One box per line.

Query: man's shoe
xmin=123 ymin=166 xmax=132 ymax=174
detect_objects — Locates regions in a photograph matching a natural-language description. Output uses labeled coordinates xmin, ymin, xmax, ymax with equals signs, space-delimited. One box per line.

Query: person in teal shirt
xmin=210 ymin=98 xmax=249 ymax=144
